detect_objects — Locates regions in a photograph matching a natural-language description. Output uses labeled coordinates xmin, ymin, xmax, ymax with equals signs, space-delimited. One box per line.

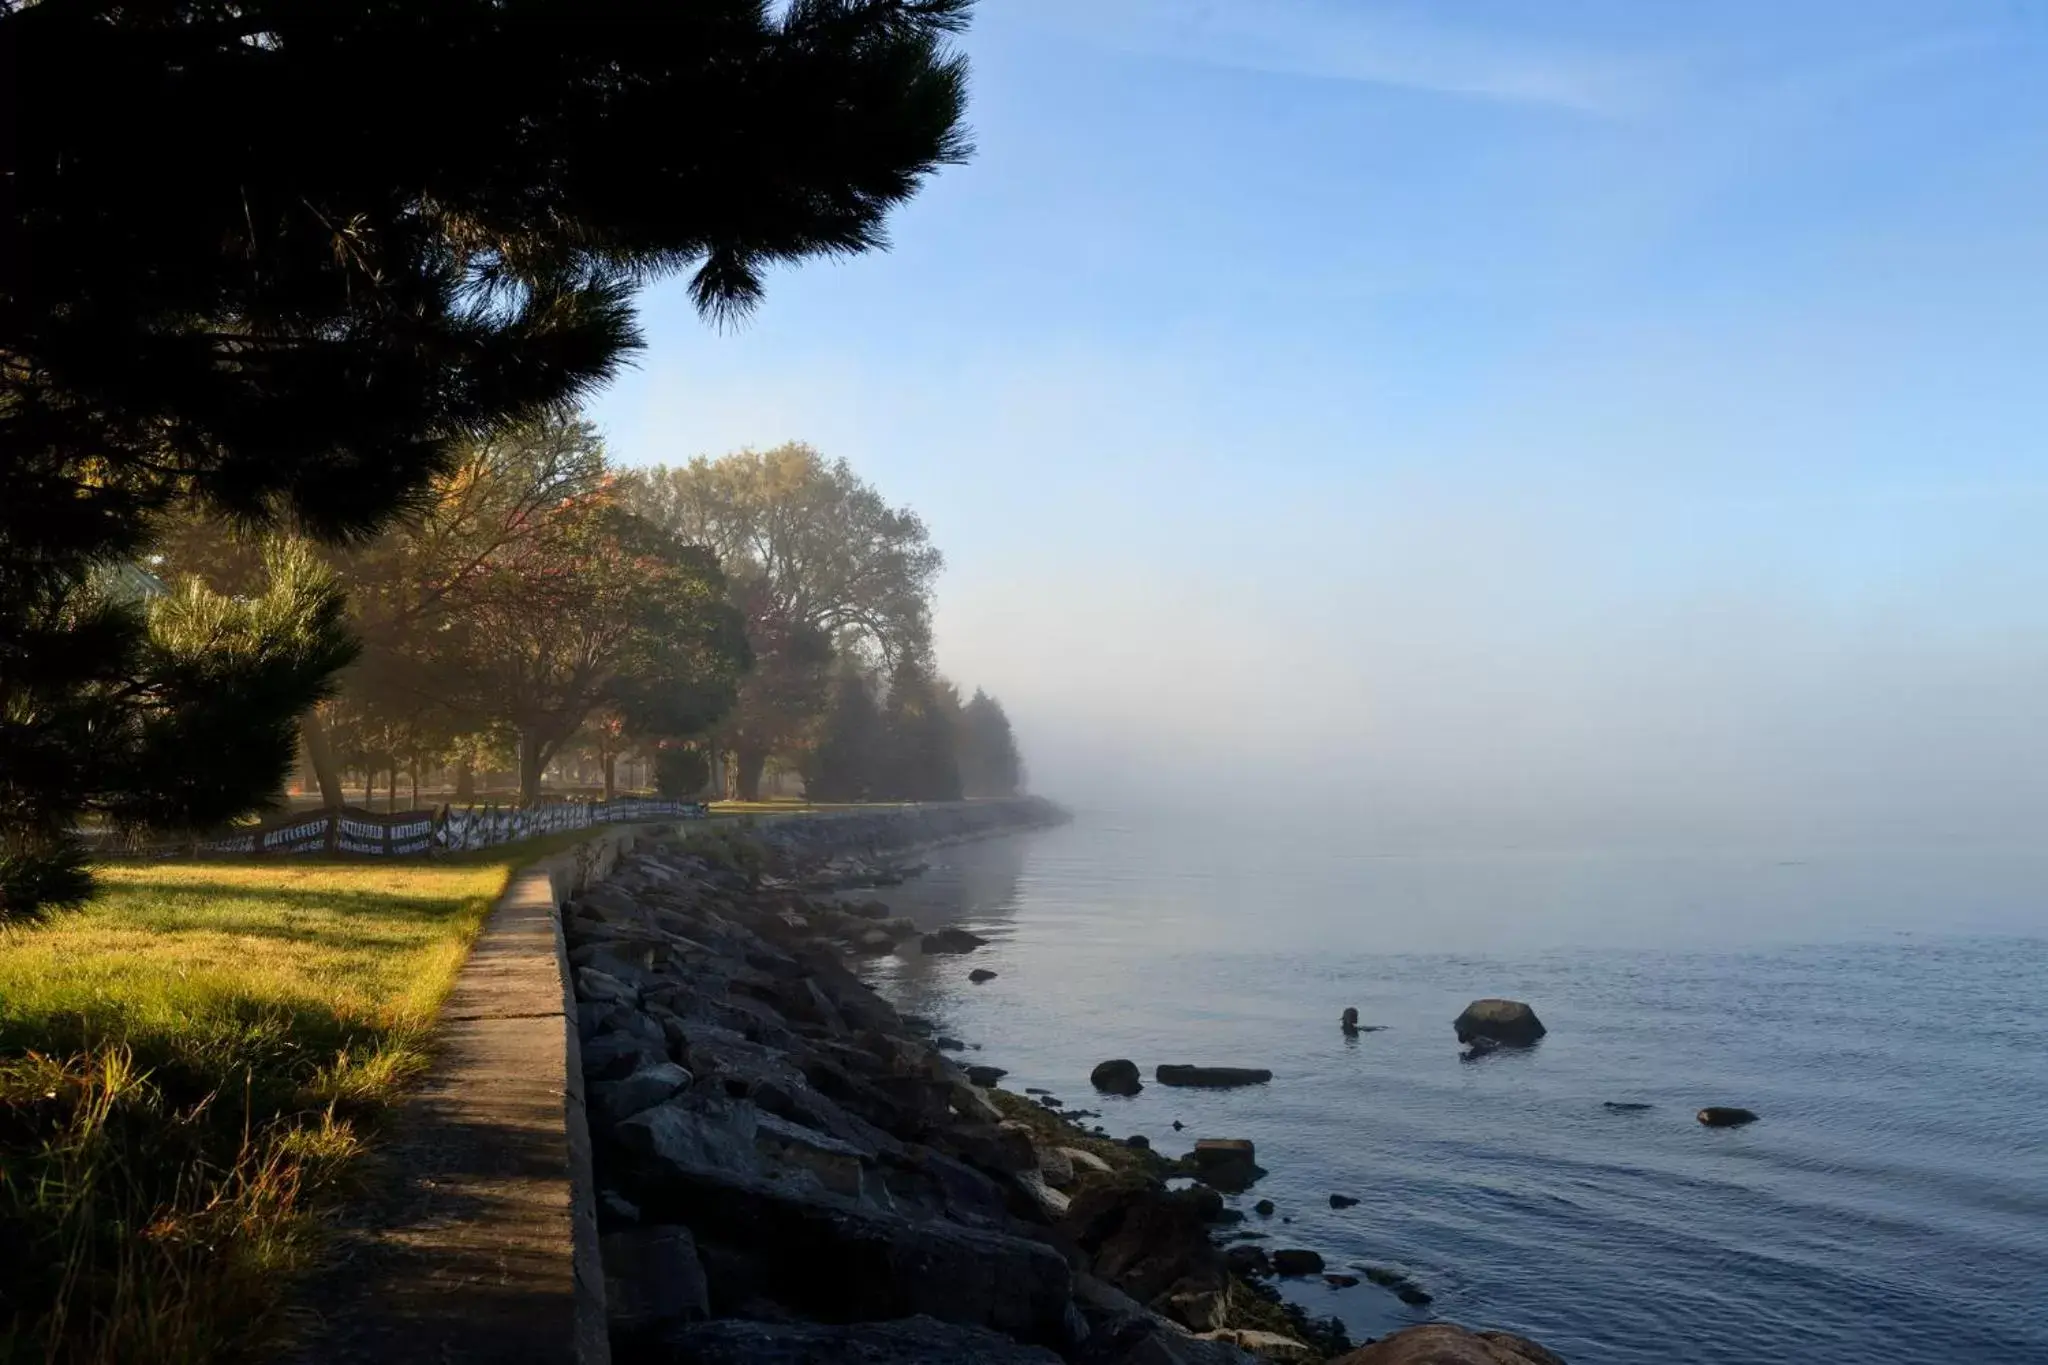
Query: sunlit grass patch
xmin=0 ymin=856 xmax=515 ymax=1365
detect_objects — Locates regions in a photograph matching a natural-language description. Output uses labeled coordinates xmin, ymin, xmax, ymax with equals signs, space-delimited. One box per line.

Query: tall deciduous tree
xmin=0 ymin=0 xmax=972 ymax=912
xmin=452 ymin=500 xmax=749 ymax=805
xmin=627 ymin=444 xmax=943 ymax=796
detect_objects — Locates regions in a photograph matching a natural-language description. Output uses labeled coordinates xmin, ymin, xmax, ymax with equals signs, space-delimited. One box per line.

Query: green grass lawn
xmin=0 ymin=851 xmax=550 ymax=1365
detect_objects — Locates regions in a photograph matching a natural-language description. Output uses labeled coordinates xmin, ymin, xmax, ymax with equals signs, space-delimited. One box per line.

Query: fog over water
xmin=936 ymin=480 xmax=2048 ymax=852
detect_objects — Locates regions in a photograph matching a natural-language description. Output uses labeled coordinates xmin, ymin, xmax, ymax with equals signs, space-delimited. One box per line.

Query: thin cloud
xmin=1018 ymin=0 xmax=1666 ymax=117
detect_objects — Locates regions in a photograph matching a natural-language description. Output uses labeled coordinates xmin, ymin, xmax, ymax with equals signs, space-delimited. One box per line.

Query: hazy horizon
xmin=592 ymin=1 xmax=2048 ymax=846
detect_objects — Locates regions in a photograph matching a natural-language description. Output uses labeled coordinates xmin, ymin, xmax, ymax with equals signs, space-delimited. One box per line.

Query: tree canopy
xmin=628 ymin=444 xmax=943 ymax=798
xmin=0 ymin=0 xmax=975 ymax=914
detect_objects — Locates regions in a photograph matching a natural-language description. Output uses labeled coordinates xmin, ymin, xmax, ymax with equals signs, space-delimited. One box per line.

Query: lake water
xmin=860 ymin=808 xmax=2048 ymax=1365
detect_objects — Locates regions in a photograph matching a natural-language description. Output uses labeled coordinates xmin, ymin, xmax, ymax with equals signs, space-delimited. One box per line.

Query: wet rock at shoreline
xmin=1453 ymin=998 xmax=1546 ymax=1048
xmin=970 ymin=968 xmax=998 ymax=983
xmin=1331 ymin=1324 xmax=1567 ymax=1365
xmin=1189 ymin=1138 xmax=1265 ymax=1193
xmin=1253 ymin=1199 xmax=1275 ymax=1217
xmin=1325 ymin=1273 xmax=1360 ymax=1288
xmin=922 ymin=927 xmax=990 ymax=954
xmin=1090 ymin=1058 xmax=1144 ymax=1095
xmin=966 ymin=1064 xmax=1008 ymax=1087
xmin=1225 ymin=1244 xmax=1272 ymax=1278
xmin=1698 ymin=1106 xmax=1760 ymax=1127
xmin=1271 ymin=1249 xmax=1325 ymax=1277
xmin=1155 ymin=1065 xmax=1273 ymax=1089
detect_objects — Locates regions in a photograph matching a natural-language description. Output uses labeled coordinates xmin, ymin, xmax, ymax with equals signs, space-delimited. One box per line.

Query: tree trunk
xmin=388 ymin=766 xmax=398 ymax=813
xmin=300 ymin=711 xmax=345 ymax=810
xmin=409 ymin=760 xmax=420 ymax=809
xmin=453 ymin=756 xmax=475 ymax=802
xmin=518 ymin=732 xmax=548 ymax=807
xmin=734 ymin=745 xmax=769 ymax=803
xmin=602 ymin=752 xmax=617 ymax=803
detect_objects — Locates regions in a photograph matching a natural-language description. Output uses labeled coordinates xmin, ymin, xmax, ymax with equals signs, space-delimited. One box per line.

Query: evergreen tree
xmin=806 ymin=673 xmax=889 ymax=802
xmin=881 ymin=658 xmax=962 ymax=802
xmin=957 ymin=688 xmax=1023 ymax=797
xmin=0 ymin=545 xmax=355 ymax=920
xmin=0 ymin=0 xmax=973 ymax=910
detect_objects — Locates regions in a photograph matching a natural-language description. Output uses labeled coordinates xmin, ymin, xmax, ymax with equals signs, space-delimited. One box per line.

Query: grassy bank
xmin=0 ymin=852 xmax=539 ymax=1365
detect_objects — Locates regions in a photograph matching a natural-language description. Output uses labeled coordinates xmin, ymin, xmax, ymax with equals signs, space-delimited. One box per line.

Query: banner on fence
xmin=105 ymin=797 xmax=709 ymax=860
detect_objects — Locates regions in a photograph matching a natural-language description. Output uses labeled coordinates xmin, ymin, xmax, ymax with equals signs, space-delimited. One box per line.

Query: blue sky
xmin=590 ymin=1 xmax=2048 ymax=839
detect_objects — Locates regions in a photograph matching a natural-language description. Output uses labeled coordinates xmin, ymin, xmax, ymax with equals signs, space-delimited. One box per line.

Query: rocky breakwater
xmin=565 ymin=813 xmax=1288 ymax=1364
xmin=564 ymin=806 xmax=1566 ymax=1365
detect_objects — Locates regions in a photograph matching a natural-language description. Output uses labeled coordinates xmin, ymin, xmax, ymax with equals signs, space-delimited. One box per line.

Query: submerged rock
xmin=921 ymin=927 xmax=990 ymax=954
xmin=1698 ymin=1106 xmax=1760 ymax=1127
xmin=1331 ymin=1324 xmax=1566 ymax=1365
xmin=1603 ymin=1101 xmax=1654 ymax=1113
xmin=1453 ymin=998 xmax=1546 ymax=1047
xmin=1155 ymin=1064 xmax=1273 ymax=1089
xmin=1090 ymin=1058 xmax=1144 ymax=1095
xmin=969 ymin=968 xmax=998 ymax=983
xmin=1358 ymin=1265 xmax=1433 ymax=1305
xmin=1329 ymin=1193 xmax=1359 ymax=1209
xmin=1253 ymin=1199 xmax=1275 ymax=1217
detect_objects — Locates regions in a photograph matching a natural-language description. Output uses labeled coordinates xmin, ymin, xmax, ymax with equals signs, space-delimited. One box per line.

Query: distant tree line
xmin=155 ymin=435 xmax=1028 ymax=814
xmin=627 ymin=445 xmax=1022 ymax=804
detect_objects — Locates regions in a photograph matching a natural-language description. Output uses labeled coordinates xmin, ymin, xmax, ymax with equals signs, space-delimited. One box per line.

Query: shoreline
xmin=565 ymin=802 xmax=1567 ymax=1364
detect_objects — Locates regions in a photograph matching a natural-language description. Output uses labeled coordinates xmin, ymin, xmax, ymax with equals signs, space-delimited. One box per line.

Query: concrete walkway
xmin=287 ymin=830 xmax=652 ymax=1365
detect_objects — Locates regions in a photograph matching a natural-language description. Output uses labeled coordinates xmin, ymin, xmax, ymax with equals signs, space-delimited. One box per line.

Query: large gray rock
xmin=577 ymin=965 xmax=640 ymax=1006
xmin=602 ymin=1061 xmax=693 ymax=1124
xmin=615 ymin=1093 xmax=764 ymax=1179
xmin=753 ymin=1110 xmax=870 ymax=1196
xmin=602 ymin=1224 xmax=708 ymax=1341
xmin=582 ymin=1029 xmax=666 ymax=1081
xmin=659 ymin=1316 xmax=1065 ymax=1364
xmin=623 ymin=1161 xmax=1075 ymax=1345
xmin=1452 ymin=999 xmax=1546 ymax=1047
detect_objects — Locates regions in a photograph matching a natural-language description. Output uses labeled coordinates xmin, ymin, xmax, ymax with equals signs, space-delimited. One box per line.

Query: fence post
xmin=324 ymin=810 xmax=340 ymax=856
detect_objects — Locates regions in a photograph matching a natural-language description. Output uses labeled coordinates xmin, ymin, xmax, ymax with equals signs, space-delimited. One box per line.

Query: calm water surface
xmin=861 ymin=809 xmax=2048 ymax=1365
